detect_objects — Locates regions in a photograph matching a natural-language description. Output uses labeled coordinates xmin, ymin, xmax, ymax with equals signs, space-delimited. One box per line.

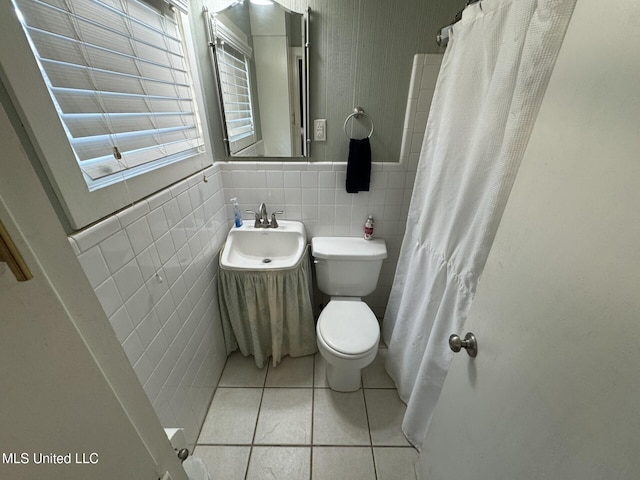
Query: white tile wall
xmin=71 ymin=165 xmax=229 ymax=447
xmin=400 ymin=54 xmax=443 ymax=172
xmin=69 ymin=52 xmax=439 ymax=447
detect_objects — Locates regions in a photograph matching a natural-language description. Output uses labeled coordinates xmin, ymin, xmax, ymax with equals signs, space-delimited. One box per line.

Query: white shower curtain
xmin=383 ymin=0 xmax=576 ymax=449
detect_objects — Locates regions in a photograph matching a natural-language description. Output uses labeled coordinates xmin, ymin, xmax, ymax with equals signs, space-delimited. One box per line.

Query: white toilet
xmin=311 ymin=236 xmax=387 ymax=392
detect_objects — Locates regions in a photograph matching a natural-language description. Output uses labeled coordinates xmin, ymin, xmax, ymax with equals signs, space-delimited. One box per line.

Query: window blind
xmin=13 ymin=0 xmax=204 ymax=186
xmin=215 ymin=39 xmax=255 ymax=150
xmin=210 ymin=15 xmax=256 ymax=154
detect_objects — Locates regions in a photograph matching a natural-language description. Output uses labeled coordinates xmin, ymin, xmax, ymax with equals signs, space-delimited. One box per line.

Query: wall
xmin=70 ymin=166 xmax=229 ymax=447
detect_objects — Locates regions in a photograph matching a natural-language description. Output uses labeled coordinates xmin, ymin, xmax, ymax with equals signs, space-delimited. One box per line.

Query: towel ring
xmin=344 ymin=107 xmax=374 ymax=139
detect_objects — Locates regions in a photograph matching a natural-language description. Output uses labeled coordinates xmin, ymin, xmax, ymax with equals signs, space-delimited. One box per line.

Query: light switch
xmin=314 ymin=119 xmax=326 ymax=142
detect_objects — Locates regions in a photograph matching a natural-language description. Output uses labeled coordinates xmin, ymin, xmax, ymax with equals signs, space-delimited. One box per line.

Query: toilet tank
xmin=312 ymin=237 xmax=387 ymax=297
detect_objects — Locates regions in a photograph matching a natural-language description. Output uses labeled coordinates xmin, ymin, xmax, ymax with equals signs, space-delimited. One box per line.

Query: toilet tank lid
xmin=312 ymin=237 xmax=387 ymax=260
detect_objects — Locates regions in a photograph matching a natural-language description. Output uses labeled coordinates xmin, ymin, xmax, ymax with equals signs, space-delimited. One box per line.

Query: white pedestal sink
xmin=217 ymin=219 xmax=315 ymax=367
xmin=220 ymin=220 xmax=307 ymax=270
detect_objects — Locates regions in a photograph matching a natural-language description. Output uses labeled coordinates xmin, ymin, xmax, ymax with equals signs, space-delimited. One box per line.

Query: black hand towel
xmin=346 ymin=137 xmax=371 ymax=193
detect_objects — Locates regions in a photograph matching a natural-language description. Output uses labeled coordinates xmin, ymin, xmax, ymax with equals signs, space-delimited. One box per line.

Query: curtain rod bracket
xmin=437 ymin=0 xmax=483 ymax=47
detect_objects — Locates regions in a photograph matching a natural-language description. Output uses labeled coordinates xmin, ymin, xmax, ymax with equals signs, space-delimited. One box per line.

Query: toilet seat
xmin=317 ymin=300 xmax=379 ymax=356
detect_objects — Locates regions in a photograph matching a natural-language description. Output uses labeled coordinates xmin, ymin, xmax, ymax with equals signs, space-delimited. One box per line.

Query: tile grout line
xmin=362 ymin=381 xmax=379 ymax=480
xmin=195 ymin=441 xmax=418 ymax=448
xmin=217 ymin=385 xmax=333 ymax=389
xmin=243 ymin=360 xmax=270 ymax=480
xmin=193 ymin=354 xmax=231 ymax=452
xmin=310 ymin=353 xmax=316 ymax=480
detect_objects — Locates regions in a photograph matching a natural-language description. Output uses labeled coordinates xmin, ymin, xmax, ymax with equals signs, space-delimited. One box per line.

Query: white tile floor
xmin=194 ymin=348 xmax=418 ymax=480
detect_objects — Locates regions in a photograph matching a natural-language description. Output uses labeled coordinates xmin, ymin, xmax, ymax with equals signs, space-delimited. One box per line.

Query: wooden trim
xmin=0 ymin=218 xmax=32 ymax=282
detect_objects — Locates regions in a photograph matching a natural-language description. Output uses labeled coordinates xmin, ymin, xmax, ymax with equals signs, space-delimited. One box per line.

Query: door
xmin=0 ymin=97 xmax=188 ymax=480
xmin=418 ymin=2 xmax=640 ymax=478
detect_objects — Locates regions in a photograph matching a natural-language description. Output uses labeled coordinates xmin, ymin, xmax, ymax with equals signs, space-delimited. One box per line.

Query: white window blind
xmin=211 ymin=16 xmax=256 ymax=154
xmin=13 ymin=0 xmax=204 ymax=188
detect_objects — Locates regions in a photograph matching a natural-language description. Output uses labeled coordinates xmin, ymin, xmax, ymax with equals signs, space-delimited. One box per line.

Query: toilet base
xmin=326 ymin=362 xmax=362 ymax=392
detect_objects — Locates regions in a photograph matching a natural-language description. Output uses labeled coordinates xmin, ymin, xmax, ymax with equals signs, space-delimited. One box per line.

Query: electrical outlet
xmin=314 ymin=119 xmax=327 ymax=141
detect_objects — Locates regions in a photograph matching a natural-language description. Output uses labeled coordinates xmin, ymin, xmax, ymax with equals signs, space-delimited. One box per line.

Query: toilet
xmin=311 ymin=236 xmax=387 ymax=392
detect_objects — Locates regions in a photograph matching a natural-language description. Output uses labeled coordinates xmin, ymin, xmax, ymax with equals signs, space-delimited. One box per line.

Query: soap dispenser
xmin=231 ymin=198 xmax=243 ymax=227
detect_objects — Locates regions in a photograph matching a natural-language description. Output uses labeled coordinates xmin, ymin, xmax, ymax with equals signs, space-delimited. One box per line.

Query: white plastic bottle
xmin=364 ymin=215 xmax=374 ymax=240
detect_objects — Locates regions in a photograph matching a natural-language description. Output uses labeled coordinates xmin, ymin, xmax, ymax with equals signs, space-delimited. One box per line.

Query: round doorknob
xmin=177 ymin=448 xmax=189 ymax=463
xmin=449 ymin=332 xmax=478 ymax=357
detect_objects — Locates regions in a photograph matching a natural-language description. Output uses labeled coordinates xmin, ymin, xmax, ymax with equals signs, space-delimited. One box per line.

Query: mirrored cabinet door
xmin=205 ymin=1 xmax=310 ymax=158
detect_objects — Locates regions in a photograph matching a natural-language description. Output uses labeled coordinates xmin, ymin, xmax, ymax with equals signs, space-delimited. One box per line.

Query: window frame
xmin=0 ymin=0 xmax=213 ymax=230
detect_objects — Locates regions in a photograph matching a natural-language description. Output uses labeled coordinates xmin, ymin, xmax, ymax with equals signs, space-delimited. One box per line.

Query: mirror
xmin=205 ymin=1 xmax=310 ymax=158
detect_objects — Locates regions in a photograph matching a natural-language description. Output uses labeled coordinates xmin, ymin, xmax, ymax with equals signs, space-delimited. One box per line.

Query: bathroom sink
xmin=220 ymin=220 xmax=307 ymax=270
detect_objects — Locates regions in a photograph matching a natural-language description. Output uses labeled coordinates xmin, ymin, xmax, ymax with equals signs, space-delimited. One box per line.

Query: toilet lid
xmin=318 ymin=301 xmax=379 ymax=355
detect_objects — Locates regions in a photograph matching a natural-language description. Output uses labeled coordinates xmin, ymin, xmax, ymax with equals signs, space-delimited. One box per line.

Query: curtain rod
xmin=436 ymin=0 xmax=482 ymax=47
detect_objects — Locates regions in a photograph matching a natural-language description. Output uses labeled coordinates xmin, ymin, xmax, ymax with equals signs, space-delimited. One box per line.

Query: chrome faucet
xmin=246 ymin=203 xmax=283 ymax=228
xmin=259 ymin=203 xmax=268 ymax=225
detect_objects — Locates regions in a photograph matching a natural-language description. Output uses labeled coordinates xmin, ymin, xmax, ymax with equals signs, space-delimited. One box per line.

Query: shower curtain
xmin=383 ymin=0 xmax=576 ymax=449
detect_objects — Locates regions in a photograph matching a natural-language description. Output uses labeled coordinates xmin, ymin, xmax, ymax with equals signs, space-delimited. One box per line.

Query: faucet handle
xmin=246 ymin=210 xmax=261 ymax=228
xmin=270 ymin=211 xmax=283 ymax=228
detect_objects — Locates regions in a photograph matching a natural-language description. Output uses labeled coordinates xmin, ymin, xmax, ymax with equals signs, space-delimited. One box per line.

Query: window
xmin=14 ymin=0 xmax=204 ymax=188
xmin=209 ymin=14 xmax=257 ymax=154
xmin=1 ymin=0 xmax=211 ymax=229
